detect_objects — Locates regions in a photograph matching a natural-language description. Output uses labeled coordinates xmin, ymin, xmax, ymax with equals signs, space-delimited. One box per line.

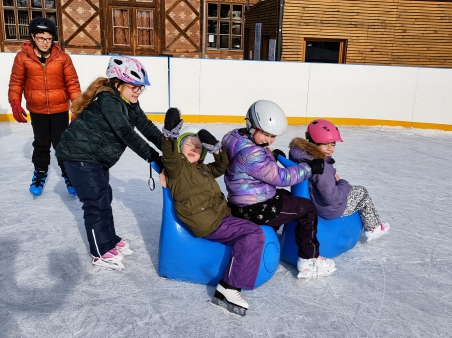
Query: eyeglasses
xmin=126 ymin=84 xmax=146 ymax=93
xmin=34 ymin=36 xmax=53 ymax=43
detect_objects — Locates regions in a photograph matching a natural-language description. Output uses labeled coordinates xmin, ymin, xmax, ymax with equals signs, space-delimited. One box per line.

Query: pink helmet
xmin=306 ymin=119 xmax=343 ymax=143
xmin=106 ymin=56 xmax=150 ymax=86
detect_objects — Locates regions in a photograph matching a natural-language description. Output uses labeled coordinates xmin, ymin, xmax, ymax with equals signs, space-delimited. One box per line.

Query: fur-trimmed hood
xmin=289 ymin=137 xmax=326 ymax=161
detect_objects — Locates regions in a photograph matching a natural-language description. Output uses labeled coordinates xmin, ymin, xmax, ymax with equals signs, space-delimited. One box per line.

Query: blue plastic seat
xmin=278 ymin=156 xmax=363 ymax=265
xmin=152 ymin=163 xmax=280 ymax=289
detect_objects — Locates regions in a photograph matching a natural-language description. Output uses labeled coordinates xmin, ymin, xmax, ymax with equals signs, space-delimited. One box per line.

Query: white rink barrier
xmin=1 ymin=52 xmax=451 ymax=130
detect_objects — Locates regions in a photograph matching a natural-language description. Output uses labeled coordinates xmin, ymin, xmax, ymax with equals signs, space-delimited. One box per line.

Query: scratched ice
xmin=1 ymin=122 xmax=452 ymax=337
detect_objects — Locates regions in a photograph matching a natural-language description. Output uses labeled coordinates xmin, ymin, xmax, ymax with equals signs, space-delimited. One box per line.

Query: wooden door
xmin=107 ymin=0 xmax=160 ymax=56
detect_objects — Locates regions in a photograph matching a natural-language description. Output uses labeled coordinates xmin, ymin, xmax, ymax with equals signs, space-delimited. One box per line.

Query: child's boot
xmin=297 ymin=256 xmax=337 ymax=279
xmin=29 ymin=168 xmax=48 ymax=198
xmin=364 ymin=222 xmax=390 ymax=243
xmin=61 ymin=170 xmax=77 ymax=197
xmin=211 ymin=280 xmax=248 ymax=316
xmin=92 ymin=248 xmax=125 ymax=271
xmin=116 ymin=239 xmax=133 ymax=256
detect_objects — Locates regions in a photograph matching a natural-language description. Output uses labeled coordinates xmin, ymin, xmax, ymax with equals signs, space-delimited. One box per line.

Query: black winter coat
xmin=56 ymin=86 xmax=161 ymax=168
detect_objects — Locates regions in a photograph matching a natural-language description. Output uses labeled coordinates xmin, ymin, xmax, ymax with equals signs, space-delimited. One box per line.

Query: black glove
xmin=307 ymin=158 xmax=325 ymax=175
xmin=272 ymin=149 xmax=286 ymax=160
xmin=163 ymin=107 xmax=183 ymax=138
xmin=198 ymin=129 xmax=222 ymax=153
xmin=148 ymin=152 xmax=163 ymax=167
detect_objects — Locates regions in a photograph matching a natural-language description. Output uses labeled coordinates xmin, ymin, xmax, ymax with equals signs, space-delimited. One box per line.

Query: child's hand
xmin=159 ymin=170 xmax=167 ymax=188
xmin=307 ymin=159 xmax=325 ymax=174
xmin=272 ymin=149 xmax=286 ymax=160
xmin=335 ymin=173 xmax=340 ymax=181
xmin=163 ymin=107 xmax=183 ymax=138
xmin=198 ymin=129 xmax=222 ymax=153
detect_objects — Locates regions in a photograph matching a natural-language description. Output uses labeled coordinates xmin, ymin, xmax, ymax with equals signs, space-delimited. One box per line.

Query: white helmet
xmin=245 ymin=100 xmax=287 ymax=136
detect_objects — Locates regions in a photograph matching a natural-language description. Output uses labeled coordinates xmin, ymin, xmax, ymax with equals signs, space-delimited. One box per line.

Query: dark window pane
xmin=32 ymin=10 xmax=42 ymax=19
xmin=232 ymin=5 xmax=242 ymax=19
xmin=220 ymin=4 xmax=229 ymax=18
xmin=31 ymin=0 xmax=42 ymax=8
xmin=17 ymin=0 xmax=28 ymax=7
xmin=3 ymin=0 xmax=14 ymax=6
xmin=18 ymin=10 xmax=29 ymax=39
xmin=220 ymin=35 xmax=228 ymax=48
xmin=305 ymin=41 xmax=340 ymax=63
xmin=207 ymin=20 xmax=217 ymax=34
xmin=231 ymin=36 xmax=241 ymax=49
xmin=207 ymin=3 xmax=217 ymax=18
xmin=231 ymin=22 xmax=241 ymax=35
xmin=4 ymin=9 xmax=16 ymax=39
xmin=219 ymin=21 xmax=229 ymax=34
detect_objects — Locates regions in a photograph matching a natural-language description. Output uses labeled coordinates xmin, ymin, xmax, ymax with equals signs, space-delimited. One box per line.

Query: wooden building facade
xmin=0 ymin=0 xmax=258 ymax=59
xmin=245 ymin=0 xmax=452 ymax=68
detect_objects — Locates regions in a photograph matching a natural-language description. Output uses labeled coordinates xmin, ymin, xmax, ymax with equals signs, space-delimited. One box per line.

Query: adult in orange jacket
xmin=8 ymin=17 xmax=81 ymax=198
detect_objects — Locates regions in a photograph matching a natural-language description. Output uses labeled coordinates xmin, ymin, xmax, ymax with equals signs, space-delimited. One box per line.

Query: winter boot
xmin=92 ymin=248 xmax=125 ymax=271
xmin=116 ymin=239 xmax=133 ymax=256
xmin=364 ymin=222 xmax=390 ymax=243
xmin=297 ymin=256 xmax=337 ymax=279
xmin=211 ymin=280 xmax=248 ymax=316
xmin=61 ymin=171 xmax=77 ymax=197
xmin=29 ymin=169 xmax=48 ymax=198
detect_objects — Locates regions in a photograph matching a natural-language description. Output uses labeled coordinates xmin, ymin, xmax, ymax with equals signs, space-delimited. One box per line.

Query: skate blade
xmin=364 ymin=231 xmax=389 ymax=243
xmin=92 ymin=258 xmax=124 ymax=271
xmin=209 ymin=297 xmax=247 ymax=317
xmin=297 ymin=267 xmax=337 ymax=280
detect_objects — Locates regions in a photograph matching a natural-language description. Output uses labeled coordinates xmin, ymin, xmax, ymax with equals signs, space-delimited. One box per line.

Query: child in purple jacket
xmin=289 ymin=119 xmax=390 ymax=243
xmin=222 ymin=100 xmax=337 ymax=279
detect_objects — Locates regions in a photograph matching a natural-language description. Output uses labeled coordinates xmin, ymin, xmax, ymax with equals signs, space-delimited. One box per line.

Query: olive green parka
xmin=162 ymin=136 xmax=230 ymax=237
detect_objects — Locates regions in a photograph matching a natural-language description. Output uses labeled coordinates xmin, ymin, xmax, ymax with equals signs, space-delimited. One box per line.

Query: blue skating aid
xmin=151 ymin=163 xmax=280 ymax=289
xmin=278 ymin=156 xmax=363 ymax=263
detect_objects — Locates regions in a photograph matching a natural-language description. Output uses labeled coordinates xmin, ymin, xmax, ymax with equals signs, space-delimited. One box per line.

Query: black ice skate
xmin=210 ymin=280 xmax=248 ymax=317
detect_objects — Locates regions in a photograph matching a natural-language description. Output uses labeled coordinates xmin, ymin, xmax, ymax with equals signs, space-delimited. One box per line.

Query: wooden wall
xmin=281 ymin=0 xmax=452 ymax=68
xmin=243 ymin=0 xmax=279 ymax=60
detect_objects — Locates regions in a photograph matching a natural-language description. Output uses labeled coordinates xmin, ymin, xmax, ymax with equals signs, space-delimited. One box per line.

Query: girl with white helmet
xmin=289 ymin=119 xmax=390 ymax=242
xmin=56 ymin=56 xmax=162 ymax=271
xmin=222 ymin=100 xmax=337 ymax=279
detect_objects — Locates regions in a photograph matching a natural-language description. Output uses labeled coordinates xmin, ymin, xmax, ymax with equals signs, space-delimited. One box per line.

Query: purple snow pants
xmin=268 ymin=192 xmax=320 ymax=259
xmin=204 ymin=215 xmax=264 ymax=290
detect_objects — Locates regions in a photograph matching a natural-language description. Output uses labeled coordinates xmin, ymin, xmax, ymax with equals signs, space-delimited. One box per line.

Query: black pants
xmin=30 ymin=111 xmax=69 ymax=171
xmin=64 ymin=161 xmax=121 ymax=257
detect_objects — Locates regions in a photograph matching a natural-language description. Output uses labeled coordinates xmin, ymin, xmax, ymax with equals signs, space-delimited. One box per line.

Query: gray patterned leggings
xmin=342 ymin=185 xmax=381 ymax=231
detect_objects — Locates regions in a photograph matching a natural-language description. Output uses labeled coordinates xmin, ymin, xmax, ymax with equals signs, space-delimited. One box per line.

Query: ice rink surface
xmin=1 ymin=122 xmax=452 ymax=337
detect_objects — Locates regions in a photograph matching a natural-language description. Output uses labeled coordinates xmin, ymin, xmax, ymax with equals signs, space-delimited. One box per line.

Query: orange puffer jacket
xmin=8 ymin=40 xmax=81 ymax=114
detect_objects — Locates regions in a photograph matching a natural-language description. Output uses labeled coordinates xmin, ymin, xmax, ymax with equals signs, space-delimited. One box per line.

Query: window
xmin=304 ymin=39 xmax=347 ymax=63
xmin=207 ymin=3 xmax=243 ymax=50
xmin=3 ymin=0 xmax=58 ymax=41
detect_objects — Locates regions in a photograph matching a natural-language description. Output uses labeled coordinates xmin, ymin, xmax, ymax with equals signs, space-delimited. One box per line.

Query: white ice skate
xmin=210 ymin=281 xmax=248 ymax=317
xmin=116 ymin=239 xmax=133 ymax=256
xmin=91 ymin=248 xmax=124 ymax=271
xmin=364 ymin=222 xmax=390 ymax=243
xmin=297 ymin=256 xmax=337 ymax=279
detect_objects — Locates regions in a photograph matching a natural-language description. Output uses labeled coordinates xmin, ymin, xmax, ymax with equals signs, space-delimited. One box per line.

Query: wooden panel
xmin=278 ymin=0 xmax=452 ymax=68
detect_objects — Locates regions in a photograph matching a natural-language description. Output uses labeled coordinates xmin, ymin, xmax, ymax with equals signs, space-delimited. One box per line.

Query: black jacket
xmin=56 ymin=86 xmax=161 ymax=168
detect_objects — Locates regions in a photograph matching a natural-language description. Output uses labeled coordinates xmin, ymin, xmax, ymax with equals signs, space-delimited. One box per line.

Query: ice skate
xmin=29 ymin=169 xmax=48 ymax=198
xmin=364 ymin=222 xmax=390 ymax=243
xmin=210 ymin=280 xmax=248 ymax=317
xmin=92 ymin=248 xmax=124 ymax=271
xmin=297 ymin=256 xmax=337 ymax=279
xmin=116 ymin=239 xmax=133 ymax=256
xmin=61 ymin=171 xmax=77 ymax=197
